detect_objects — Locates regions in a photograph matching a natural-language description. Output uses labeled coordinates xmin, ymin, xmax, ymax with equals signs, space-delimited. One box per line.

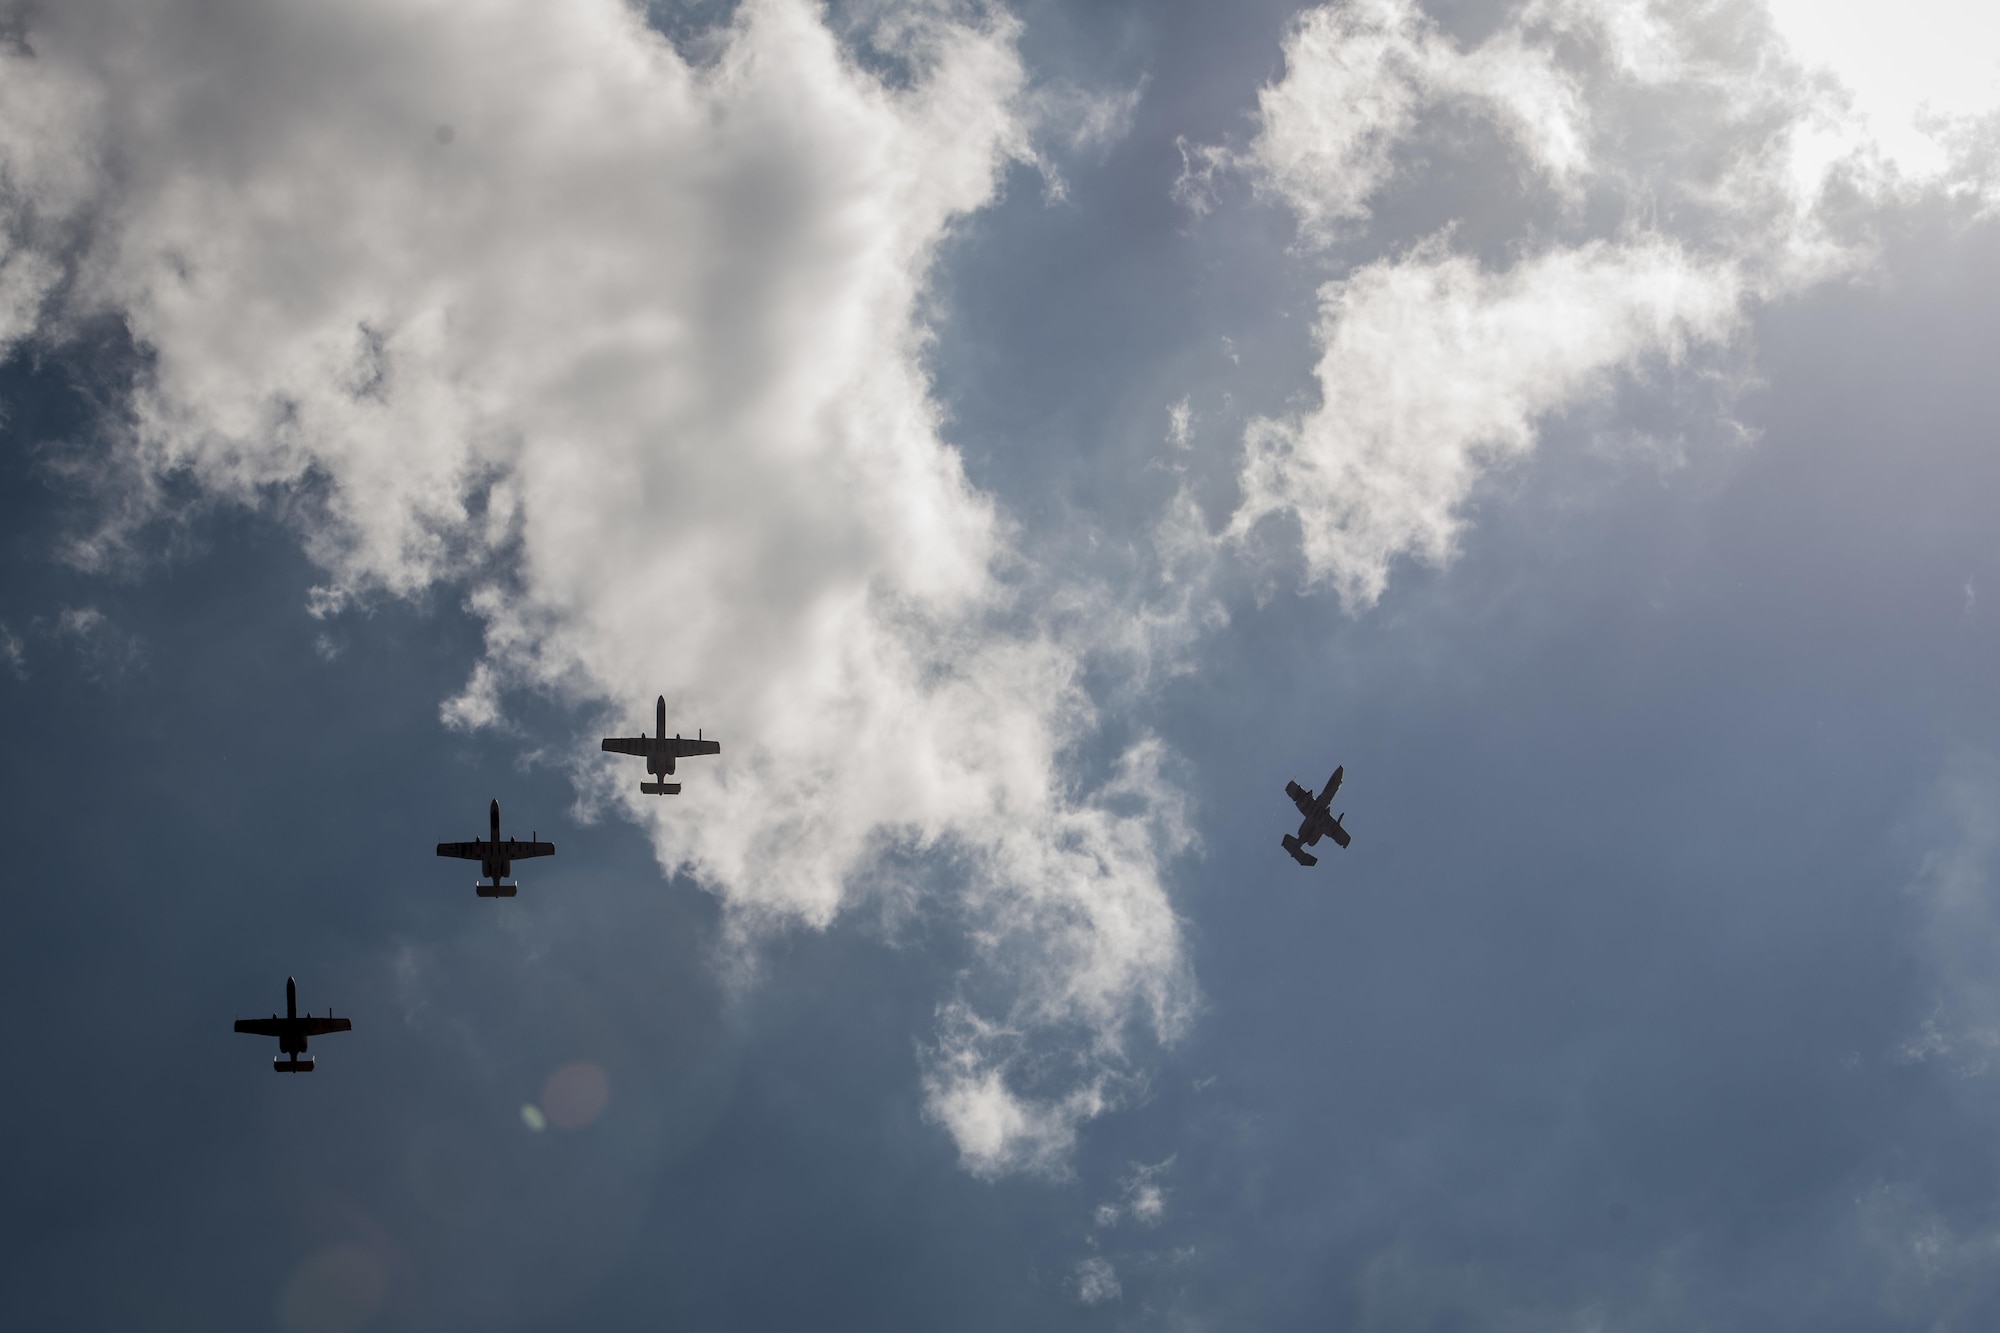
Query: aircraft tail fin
xmin=1282 ymin=834 xmax=1318 ymax=867
xmin=640 ymin=781 xmax=682 ymax=796
xmin=274 ymin=1057 xmax=315 ymax=1073
xmin=476 ymin=882 xmax=519 ymax=898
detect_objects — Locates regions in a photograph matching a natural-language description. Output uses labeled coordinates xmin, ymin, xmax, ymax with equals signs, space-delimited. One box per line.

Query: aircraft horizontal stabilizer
xmin=476 ymin=883 xmax=519 ymax=898
xmin=640 ymin=781 xmax=682 ymax=796
xmin=275 ymin=1058 xmax=315 ymax=1073
xmin=1282 ymin=834 xmax=1318 ymax=867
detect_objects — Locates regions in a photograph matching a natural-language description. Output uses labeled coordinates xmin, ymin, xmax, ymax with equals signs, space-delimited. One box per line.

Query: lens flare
xmin=278 ymin=1243 xmax=388 ymax=1333
xmin=540 ymin=1061 xmax=610 ymax=1131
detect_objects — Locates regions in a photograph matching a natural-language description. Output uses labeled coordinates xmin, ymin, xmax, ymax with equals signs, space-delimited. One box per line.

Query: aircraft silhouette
xmin=1282 ymin=766 xmax=1351 ymax=866
xmin=601 ymin=695 xmax=720 ymax=795
xmin=436 ymin=798 xmax=554 ymax=897
xmin=234 ymin=976 xmax=350 ymax=1072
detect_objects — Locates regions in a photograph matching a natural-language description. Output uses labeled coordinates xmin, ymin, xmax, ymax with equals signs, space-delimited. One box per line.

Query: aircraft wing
xmin=436 ymin=840 xmax=489 ymax=860
xmin=1286 ymin=780 xmax=1317 ymax=817
xmin=499 ymin=839 xmax=555 ymax=860
xmin=600 ymin=736 xmax=721 ymax=758
xmin=233 ymin=1018 xmax=288 ymax=1037
xmin=298 ymin=1016 xmax=352 ymax=1037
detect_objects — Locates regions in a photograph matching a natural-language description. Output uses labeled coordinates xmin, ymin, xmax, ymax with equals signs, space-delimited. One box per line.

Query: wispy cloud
xmin=1073 ymin=1255 xmax=1121 ymax=1305
xmin=53 ymin=605 xmax=145 ymax=685
xmin=1093 ymin=1154 xmax=1174 ymax=1228
xmin=1898 ymin=751 xmax=2000 ymax=1073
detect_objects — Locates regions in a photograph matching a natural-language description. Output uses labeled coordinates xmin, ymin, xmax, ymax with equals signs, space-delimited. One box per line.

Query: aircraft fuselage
xmin=281 ymin=975 xmax=305 ymax=1055
xmin=648 ymin=695 xmax=676 ymax=776
xmin=474 ymin=798 xmax=514 ymax=886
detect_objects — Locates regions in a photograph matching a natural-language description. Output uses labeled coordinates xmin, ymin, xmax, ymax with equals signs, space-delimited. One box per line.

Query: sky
xmin=4 ymin=0 xmax=2000 ymax=1328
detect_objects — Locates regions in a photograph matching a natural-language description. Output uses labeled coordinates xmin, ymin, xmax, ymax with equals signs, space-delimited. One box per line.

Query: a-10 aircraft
xmin=1282 ymin=765 xmax=1351 ymax=866
xmin=601 ymin=694 xmax=720 ymax=795
xmin=234 ymin=976 xmax=350 ymax=1072
xmin=437 ymin=798 xmax=554 ymax=897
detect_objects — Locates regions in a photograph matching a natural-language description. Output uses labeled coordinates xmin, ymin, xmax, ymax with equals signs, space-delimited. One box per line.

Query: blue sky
xmin=6 ymin=1 xmax=2000 ymax=1328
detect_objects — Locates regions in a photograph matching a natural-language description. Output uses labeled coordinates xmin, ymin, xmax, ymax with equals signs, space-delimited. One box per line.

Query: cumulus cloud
xmin=0 ymin=0 xmax=1188 ymax=1173
xmin=1229 ymin=236 xmax=1742 ymax=606
xmin=1206 ymin=0 xmax=2000 ymax=607
xmin=1763 ymin=0 xmax=2000 ymax=193
xmin=1239 ymin=0 xmax=1589 ymax=241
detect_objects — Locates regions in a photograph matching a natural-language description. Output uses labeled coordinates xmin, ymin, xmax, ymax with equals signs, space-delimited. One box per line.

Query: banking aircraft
xmin=1282 ymin=766 xmax=1352 ymax=867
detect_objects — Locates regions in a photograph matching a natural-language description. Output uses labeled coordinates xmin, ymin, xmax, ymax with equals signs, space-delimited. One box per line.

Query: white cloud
xmin=1208 ymin=0 xmax=2000 ymax=607
xmin=0 ymin=27 xmax=102 ymax=351
xmin=1094 ymin=1154 xmax=1174 ymax=1228
xmin=1074 ymin=1255 xmax=1121 ymax=1305
xmin=0 ymin=0 xmax=1190 ymax=1174
xmin=1764 ymin=0 xmax=2000 ymax=190
xmin=1029 ymin=77 xmax=1145 ymax=161
xmin=925 ymin=1033 xmax=1110 ymax=1179
xmin=1243 ymin=0 xmax=1589 ymax=243
xmin=1229 ymin=236 xmax=1743 ymax=607
xmin=922 ymin=738 xmax=1196 ymax=1177
xmin=54 ymin=604 xmax=145 ymax=683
